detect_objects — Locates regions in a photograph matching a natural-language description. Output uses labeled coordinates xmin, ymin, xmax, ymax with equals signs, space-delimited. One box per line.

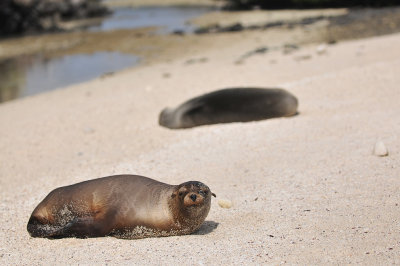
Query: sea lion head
xmin=159 ymin=107 xmax=176 ymax=128
xmin=171 ymin=181 xmax=216 ymax=228
xmin=159 ymin=106 xmax=194 ymax=129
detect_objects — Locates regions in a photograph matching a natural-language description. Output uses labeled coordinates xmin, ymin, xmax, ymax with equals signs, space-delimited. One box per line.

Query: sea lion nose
xmin=190 ymin=194 xmax=197 ymax=202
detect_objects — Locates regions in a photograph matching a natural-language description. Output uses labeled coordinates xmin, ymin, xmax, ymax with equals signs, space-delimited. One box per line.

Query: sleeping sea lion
xmin=27 ymin=175 xmax=216 ymax=239
xmin=159 ymin=87 xmax=298 ymax=129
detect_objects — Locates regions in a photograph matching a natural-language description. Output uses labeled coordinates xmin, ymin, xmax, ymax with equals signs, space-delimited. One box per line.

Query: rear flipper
xmin=27 ymin=216 xmax=112 ymax=239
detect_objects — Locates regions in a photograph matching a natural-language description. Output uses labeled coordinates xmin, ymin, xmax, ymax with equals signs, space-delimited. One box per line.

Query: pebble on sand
xmin=316 ymin=44 xmax=327 ymax=55
xmin=374 ymin=140 xmax=389 ymax=157
xmin=218 ymin=199 xmax=233 ymax=209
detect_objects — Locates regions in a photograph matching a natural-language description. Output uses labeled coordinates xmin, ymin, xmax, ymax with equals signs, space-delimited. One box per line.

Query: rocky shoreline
xmin=192 ymin=7 xmax=400 ymax=41
xmin=0 ymin=0 xmax=110 ymax=36
xmin=2 ymin=7 xmax=400 ymax=61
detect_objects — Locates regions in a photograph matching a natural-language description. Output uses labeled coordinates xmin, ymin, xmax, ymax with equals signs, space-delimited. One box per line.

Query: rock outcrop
xmin=0 ymin=0 xmax=109 ymax=36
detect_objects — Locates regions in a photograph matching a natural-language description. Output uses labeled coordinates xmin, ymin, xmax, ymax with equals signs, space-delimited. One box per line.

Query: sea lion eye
xmin=199 ymin=190 xmax=207 ymax=195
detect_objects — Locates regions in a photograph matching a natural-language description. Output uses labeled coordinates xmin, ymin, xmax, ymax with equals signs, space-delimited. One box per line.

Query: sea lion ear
xmin=178 ymin=186 xmax=188 ymax=193
xmin=171 ymin=191 xmax=177 ymax=198
xmin=212 ymin=192 xmax=216 ymax=198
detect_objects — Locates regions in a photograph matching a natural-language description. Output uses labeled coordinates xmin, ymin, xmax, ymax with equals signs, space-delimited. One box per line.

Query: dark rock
xmin=221 ymin=23 xmax=244 ymax=32
xmin=235 ymin=46 xmax=269 ymax=63
xmin=194 ymin=24 xmax=221 ymax=34
xmin=0 ymin=0 xmax=109 ymax=36
xmin=300 ymin=16 xmax=325 ymax=25
xmin=283 ymin=44 xmax=299 ymax=54
xmin=263 ymin=21 xmax=285 ymax=29
xmin=172 ymin=29 xmax=185 ymax=36
xmin=253 ymin=47 xmax=268 ymax=54
xmin=223 ymin=0 xmax=400 ymax=10
xmin=195 ymin=23 xmax=244 ymax=34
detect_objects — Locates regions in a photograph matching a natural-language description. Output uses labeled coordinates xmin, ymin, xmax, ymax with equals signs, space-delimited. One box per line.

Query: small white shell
xmin=374 ymin=140 xmax=389 ymax=157
xmin=218 ymin=199 xmax=233 ymax=209
xmin=316 ymin=44 xmax=327 ymax=55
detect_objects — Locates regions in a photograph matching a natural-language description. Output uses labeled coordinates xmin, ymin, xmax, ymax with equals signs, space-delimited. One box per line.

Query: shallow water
xmin=0 ymin=52 xmax=139 ymax=103
xmin=0 ymin=6 xmax=213 ymax=103
xmin=89 ymin=6 xmax=213 ymax=33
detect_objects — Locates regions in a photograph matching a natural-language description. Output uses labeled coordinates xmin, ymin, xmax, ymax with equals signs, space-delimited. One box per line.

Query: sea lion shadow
xmin=193 ymin=220 xmax=219 ymax=235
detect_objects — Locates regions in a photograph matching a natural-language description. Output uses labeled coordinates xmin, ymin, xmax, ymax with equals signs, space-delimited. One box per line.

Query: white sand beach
xmin=1 ymin=17 xmax=400 ymax=264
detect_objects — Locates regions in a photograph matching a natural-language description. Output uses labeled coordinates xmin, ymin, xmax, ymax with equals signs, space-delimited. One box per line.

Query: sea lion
xmin=27 ymin=175 xmax=216 ymax=239
xmin=159 ymin=87 xmax=298 ymax=129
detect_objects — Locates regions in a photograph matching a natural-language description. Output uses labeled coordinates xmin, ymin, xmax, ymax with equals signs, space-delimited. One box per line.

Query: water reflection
xmin=0 ymin=52 xmax=139 ymax=103
xmin=0 ymin=58 xmax=26 ymax=102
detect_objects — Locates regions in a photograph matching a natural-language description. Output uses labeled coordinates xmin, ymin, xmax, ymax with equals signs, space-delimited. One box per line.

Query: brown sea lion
xmin=159 ymin=87 xmax=298 ymax=129
xmin=27 ymin=175 xmax=216 ymax=239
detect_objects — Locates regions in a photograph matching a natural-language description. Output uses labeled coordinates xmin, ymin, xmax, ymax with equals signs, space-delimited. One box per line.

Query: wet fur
xmin=159 ymin=87 xmax=298 ymax=129
xmin=27 ymin=175 xmax=214 ymax=239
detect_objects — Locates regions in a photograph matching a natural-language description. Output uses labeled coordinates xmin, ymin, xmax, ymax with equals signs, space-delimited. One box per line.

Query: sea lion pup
xmin=159 ymin=87 xmax=298 ymax=129
xmin=27 ymin=175 xmax=216 ymax=239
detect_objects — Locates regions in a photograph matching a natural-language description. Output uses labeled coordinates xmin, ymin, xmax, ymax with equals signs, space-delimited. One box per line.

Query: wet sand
xmin=1 ymin=4 xmax=400 ymax=265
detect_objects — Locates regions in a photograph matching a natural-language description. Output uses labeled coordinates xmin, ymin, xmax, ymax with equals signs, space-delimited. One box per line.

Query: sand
xmin=1 ymin=21 xmax=400 ymax=264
